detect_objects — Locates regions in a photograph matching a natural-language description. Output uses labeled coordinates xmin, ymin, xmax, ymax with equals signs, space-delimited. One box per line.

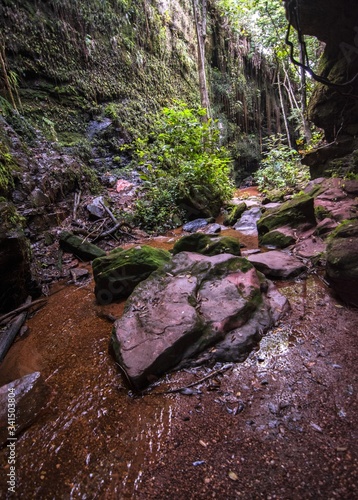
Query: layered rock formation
xmin=284 ymin=0 xmax=358 ymax=177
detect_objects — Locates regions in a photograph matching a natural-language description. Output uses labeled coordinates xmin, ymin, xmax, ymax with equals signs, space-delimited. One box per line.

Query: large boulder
xmin=111 ymin=252 xmax=289 ymax=390
xmin=257 ymin=194 xmax=316 ymax=238
xmin=172 ymin=233 xmax=241 ymax=257
xmin=326 ymin=220 xmax=358 ymax=307
xmin=92 ymin=245 xmax=171 ymax=304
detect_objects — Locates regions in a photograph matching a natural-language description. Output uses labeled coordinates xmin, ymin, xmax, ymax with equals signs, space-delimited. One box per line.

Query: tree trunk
xmin=192 ymin=0 xmax=210 ymax=119
xmin=277 ymin=71 xmax=292 ymax=149
xmin=299 ymin=37 xmax=312 ymax=143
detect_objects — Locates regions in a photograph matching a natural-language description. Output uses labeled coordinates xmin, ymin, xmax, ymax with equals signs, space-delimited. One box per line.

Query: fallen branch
xmin=143 ymin=363 xmax=233 ymax=396
xmin=0 ymin=297 xmax=47 ymax=325
xmin=0 ymin=297 xmax=31 ymax=362
xmin=100 ymin=201 xmax=117 ymax=224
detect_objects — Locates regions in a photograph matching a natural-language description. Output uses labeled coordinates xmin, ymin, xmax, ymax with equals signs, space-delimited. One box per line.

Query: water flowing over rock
xmin=111 ymin=252 xmax=289 ymax=390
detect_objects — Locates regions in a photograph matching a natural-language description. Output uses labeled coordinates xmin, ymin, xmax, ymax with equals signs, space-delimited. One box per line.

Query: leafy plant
xmin=254 ymin=134 xmax=310 ymax=195
xmin=128 ymin=102 xmax=234 ymax=232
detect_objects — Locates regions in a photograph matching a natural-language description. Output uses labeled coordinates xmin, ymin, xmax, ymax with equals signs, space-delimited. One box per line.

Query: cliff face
xmin=0 ymin=0 xmax=199 ymax=138
xmin=284 ymin=0 xmax=358 ymax=177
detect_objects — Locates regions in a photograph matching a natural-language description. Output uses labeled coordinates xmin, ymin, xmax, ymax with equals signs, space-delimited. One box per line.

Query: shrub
xmin=254 ymin=135 xmax=310 ymax=196
xmin=128 ymin=102 xmax=234 ymax=232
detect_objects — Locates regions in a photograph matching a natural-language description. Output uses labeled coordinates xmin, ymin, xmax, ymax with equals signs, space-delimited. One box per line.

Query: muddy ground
xmin=0 ymin=243 xmax=357 ymax=499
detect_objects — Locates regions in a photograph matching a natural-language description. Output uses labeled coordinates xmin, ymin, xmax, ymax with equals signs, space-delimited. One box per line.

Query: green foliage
xmin=129 ymin=102 xmax=234 ymax=232
xmin=254 ymin=135 xmax=310 ymax=195
xmin=0 ymin=142 xmax=19 ymax=196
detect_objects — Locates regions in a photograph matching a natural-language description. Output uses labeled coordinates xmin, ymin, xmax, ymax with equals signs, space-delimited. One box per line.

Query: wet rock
xmin=111 ymin=252 xmax=289 ymax=390
xmin=257 ymin=194 xmax=316 ymax=235
xmin=59 ymin=231 xmax=106 ymax=261
xmin=248 ymin=250 xmax=307 ymax=279
xmin=92 ymin=245 xmax=171 ymax=304
xmin=260 ymin=226 xmax=296 ymax=248
xmin=223 ymin=202 xmax=247 ymax=226
xmin=234 ymin=207 xmax=262 ymax=235
xmin=0 ymin=372 xmax=50 ymax=446
xmin=201 ymin=223 xmax=222 ymax=234
xmin=172 ymin=233 xmax=241 ymax=257
xmin=326 ymin=220 xmax=358 ymax=307
xmin=182 ymin=219 xmax=208 ymax=232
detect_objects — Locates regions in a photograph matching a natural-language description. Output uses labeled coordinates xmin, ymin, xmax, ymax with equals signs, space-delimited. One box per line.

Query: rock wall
xmin=284 ymin=0 xmax=358 ymax=177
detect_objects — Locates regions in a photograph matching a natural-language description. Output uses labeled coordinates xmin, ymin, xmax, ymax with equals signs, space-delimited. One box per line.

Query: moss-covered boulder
xmin=257 ymin=194 xmax=316 ymax=236
xmin=172 ymin=233 xmax=241 ymax=257
xmin=92 ymin=245 xmax=171 ymax=304
xmin=111 ymin=251 xmax=289 ymax=390
xmin=326 ymin=220 xmax=358 ymax=307
xmin=223 ymin=202 xmax=247 ymax=226
xmin=59 ymin=231 xmax=106 ymax=261
xmin=260 ymin=227 xmax=296 ymax=249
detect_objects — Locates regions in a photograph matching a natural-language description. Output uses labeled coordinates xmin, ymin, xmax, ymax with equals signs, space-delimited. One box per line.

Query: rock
xmin=70 ymin=268 xmax=90 ymax=282
xmin=111 ymin=252 xmax=289 ymax=390
xmin=247 ymin=250 xmax=307 ymax=279
xmin=59 ymin=231 xmax=106 ymax=261
xmin=86 ymin=196 xmax=106 ymax=220
xmin=30 ymin=188 xmax=50 ymax=207
xmin=234 ymin=207 xmax=262 ymax=235
xmin=92 ymin=245 xmax=171 ymax=304
xmin=293 ymin=237 xmax=326 ymax=260
xmin=326 ymin=220 xmax=358 ymax=307
xmin=201 ymin=223 xmax=222 ymax=234
xmin=0 ymin=372 xmax=50 ymax=446
xmin=182 ymin=219 xmax=208 ymax=232
xmin=260 ymin=226 xmax=297 ymax=249
xmin=342 ymin=179 xmax=358 ymax=195
xmin=314 ymin=218 xmax=338 ymax=237
xmin=223 ymin=202 xmax=247 ymax=226
xmin=172 ymin=233 xmax=241 ymax=257
xmin=313 ymin=178 xmax=358 ymax=222
xmin=257 ymin=194 xmax=316 ymax=235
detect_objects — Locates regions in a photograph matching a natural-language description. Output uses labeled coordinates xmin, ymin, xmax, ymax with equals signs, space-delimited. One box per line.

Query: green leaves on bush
xmin=128 ymin=102 xmax=234 ymax=232
xmin=254 ymin=135 xmax=310 ymax=196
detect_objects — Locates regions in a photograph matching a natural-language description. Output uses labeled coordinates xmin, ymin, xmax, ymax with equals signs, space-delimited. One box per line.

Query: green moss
xmin=0 ymin=200 xmax=26 ymax=233
xmin=173 ymin=233 xmax=241 ymax=257
xmin=0 ymin=142 xmax=20 ymax=196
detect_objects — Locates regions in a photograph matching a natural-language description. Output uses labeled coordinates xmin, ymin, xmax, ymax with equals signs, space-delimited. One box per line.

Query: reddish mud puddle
xmin=0 ymin=279 xmax=175 ymax=498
